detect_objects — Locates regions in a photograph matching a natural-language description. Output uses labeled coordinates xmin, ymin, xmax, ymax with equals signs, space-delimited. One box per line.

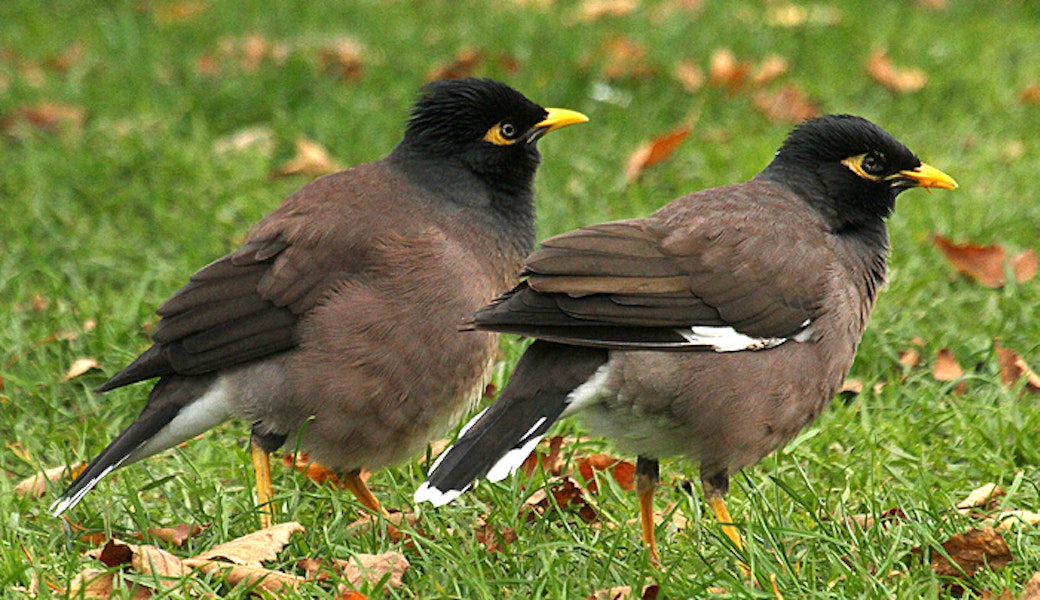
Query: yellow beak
xmin=889 ymin=162 xmax=958 ymax=190
xmin=528 ymin=107 xmax=589 ymax=141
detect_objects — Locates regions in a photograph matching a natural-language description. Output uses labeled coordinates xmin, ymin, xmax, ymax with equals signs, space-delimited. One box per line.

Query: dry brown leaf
xmin=1013 ymin=249 xmax=1038 ymax=283
xmin=589 ymin=586 xmax=631 ymax=600
xmin=843 ymin=507 xmax=908 ymax=531
xmin=929 ymin=527 xmax=1012 ymax=578
xmin=994 ymin=343 xmax=1040 ymax=394
xmin=577 ymin=454 xmax=636 ymax=493
xmin=867 ymin=49 xmax=928 ymax=93
xmin=475 ymin=522 xmax=518 ymax=553
xmin=934 ymin=234 xmax=1006 ymax=288
xmin=625 ymin=124 xmax=691 ymax=182
xmin=956 ymin=483 xmax=1006 ymax=512
xmin=346 ymin=510 xmax=419 ymax=545
xmin=271 ymin=138 xmax=342 ymax=178
xmin=708 ymin=48 xmax=748 ymax=91
xmin=337 ymin=551 xmax=410 ymax=589
xmin=316 ymin=37 xmax=365 ymax=82
xmin=520 ymin=435 xmax=565 ymax=477
xmin=1019 ymin=573 xmax=1040 ymax=600
xmin=1020 ymin=85 xmax=1040 ymax=105
xmin=182 ymin=558 xmax=303 ymax=593
xmin=522 ymin=476 xmax=599 ymax=523
xmin=213 ymin=126 xmax=274 ymax=155
xmin=147 ymin=523 xmax=207 ymax=547
xmin=933 ymin=347 xmax=964 ymax=382
xmin=673 ymin=59 xmax=703 ymax=93
xmin=600 ymin=37 xmax=652 ymax=80
xmin=751 ymin=55 xmax=790 ymax=87
xmin=579 ymin=0 xmax=638 ymax=20
xmin=752 ymin=84 xmax=820 ymax=124
xmin=899 ymin=348 xmax=921 ymax=368
xmin=642 ymin=584 xmax=660 ymax=600
xmin=427 ymin=49 xmax=483 ymax=81
xmin=194 ymin=521 xmax=304 ymax=567
xmin=64 ymin=357 xmax=100 ymax=381
xmin=2 ymin=102 xmax=86 ymax=137
xmin=14 ymin=463 xmax=84 ymax=498
xmin=68 ymin=568 xmax=150 ymax=599
xmin=992 ymin=510 xmax=1040 ymax=531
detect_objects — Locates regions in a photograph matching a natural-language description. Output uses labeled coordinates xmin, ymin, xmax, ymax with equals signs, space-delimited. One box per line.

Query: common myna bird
xmin=49 ymin=78 xmax=588 ymax=521
xmin=415 ymin=115 xmax=956 ymax=561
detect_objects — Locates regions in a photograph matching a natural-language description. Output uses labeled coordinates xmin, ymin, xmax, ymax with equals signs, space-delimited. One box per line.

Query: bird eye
xmin=483 ymin=122 xmax=520 ymax=146
xmin=861 ymin=151 xmax=886 ymax=175
xmin=500 ymin=123 xmax=517 ymax=139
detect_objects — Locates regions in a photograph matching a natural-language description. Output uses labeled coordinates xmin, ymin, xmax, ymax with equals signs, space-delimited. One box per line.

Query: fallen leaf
xmin=522 ymin=476 xmax=599 ymax=523
xmin=992 ymin=510 xmax=1040 ymax=531
xmin=867 ymin=49 xmax=927 ymax=93
xmin=1018 ymin=572 xmax=1040 ymax=600
xmin=1013 ymin=249 xmax=1037 ymax=283
xmin=213 ymin=126 xmax=275 ymax=156
xmin=336 ymin=551 xmax=410 ymax=589
xmin=934 ymin=234 xmax=1006 ymax=288
xmin=752 ymin=84 xmax=820 ymax=124
xmin=520 ymin=434 xmax=565 ymax=477
xmin=346 ymin=510 xmax=419 ymax=545
xmin=933 ymin=347 xmax=964 ymax=383
xmin=843 ymin=507 xmax=908 ymax=530
xmin=194 ymin=521 xmax=304 ymax=567
xmin=14 ymin=463 xmax=84 ymax=498
xmin=147 ymin=523 xmax=207 ymax=547
xmin=751 ymin=55 xmax=790 ymax=87
xmin=625 ymin=124 xmax=691 ymax=182
xmin=316 ymin=37 xmax=365 ymax=82
xmin=899 ymin=348 xmax=921 ymax=368
xmin=2 ymin=102 xmax=86 ymax=137
xmin=64 ymin=358 xmax=100 ymax=381
xmin=68 ymin=568 xmax=148 ymax=599
xmin=270 ymin=138 xmax=342 ymax=178
xmin=642 ymin=584 xmax=660 ymax=600
xmin=956 ymin=483 xmax=1006 ymax=512
xmin=708 ymin=48 xmax=748 ymax=91
xmin=929 ymin=527 xmax=1012 ymax=578
xmin=427 ymin=49 xmax=483 ymax=80
xmin=182 ymin=558 xmax=303 ymax=593
xmin=994 ymin=343 xmax=1040 ymax=394
xmin=475 ymin=522 xmax=518 ymax=553
xmin=673 ymin=59 xmax=703 ymax=93
xmin=589 ymin=586 xmax=631 ymax=600
xmin=577 ymin=454 xmax=636 ymax=493
xmin=579 ymin=0 xmax=638 ymax=20
xmin=1021 ymin=85 xmax=1040 ymax=105
xmin=600 ymin=36 xmax=652 ymax=80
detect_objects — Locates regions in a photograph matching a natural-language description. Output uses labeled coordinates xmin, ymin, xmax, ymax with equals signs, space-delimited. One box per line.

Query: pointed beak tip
xmin=536 ymin=107 xmax=590 ymax=134
xmin=900 ymin=162 xmax=958 ymax=192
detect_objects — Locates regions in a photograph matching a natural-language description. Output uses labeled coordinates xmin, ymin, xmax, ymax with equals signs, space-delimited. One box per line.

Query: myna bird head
xmin=401 ymin=78 xmax=587 ymax=191
xmin=760 ymin=114 xmax=957 ymax=230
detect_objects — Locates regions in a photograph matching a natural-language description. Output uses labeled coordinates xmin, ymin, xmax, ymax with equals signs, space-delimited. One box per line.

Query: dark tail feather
xmin=95 ymin=344 xmax=174 ymax=393
xmin=415 ymin=341 xmax=608 ymax=506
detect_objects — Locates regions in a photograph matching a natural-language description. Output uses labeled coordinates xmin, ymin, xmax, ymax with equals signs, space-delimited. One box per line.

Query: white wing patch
xmin=676 ymin=320 xmax=813 ymax=352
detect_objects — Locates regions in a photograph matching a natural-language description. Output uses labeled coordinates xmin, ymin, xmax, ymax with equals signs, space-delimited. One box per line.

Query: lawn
xmin=2 ymin=0 xmax=1040 ymax=597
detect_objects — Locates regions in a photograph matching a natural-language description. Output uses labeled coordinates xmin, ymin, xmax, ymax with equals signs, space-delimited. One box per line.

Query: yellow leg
xmin=635 ymin=457 xmax=660 ymax=566
xmin=251 ymin=444 xmax=275 ymax=529
xmin=706 ymin=494 xmax=743 ymax=552
xmin=342 ymin=470 xmax=388 ymax=517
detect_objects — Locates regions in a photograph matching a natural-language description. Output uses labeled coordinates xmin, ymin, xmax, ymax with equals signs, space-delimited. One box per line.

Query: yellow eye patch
xmin=841 ymin=154 xmax=883 ymax=182
xmin=483 ymin=122 xmax=519 ymax=146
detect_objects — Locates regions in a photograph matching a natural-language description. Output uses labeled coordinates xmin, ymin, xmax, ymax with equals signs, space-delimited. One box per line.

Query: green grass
xmin=3 ymin=0 xmax=1040 ymax=597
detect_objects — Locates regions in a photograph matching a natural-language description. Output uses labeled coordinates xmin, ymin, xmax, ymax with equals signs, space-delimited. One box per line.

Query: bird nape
xmin=415 ymin=114 xmax=957 ymax=564
xmin=49 ymin=78 xmax=587 ymax=524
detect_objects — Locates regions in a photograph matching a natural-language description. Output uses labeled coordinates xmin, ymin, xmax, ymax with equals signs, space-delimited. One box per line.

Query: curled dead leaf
xmin=520 ymin=434 xmax=565 ymax=477
xmin=1013 ymin=249 xmax=1037 ymax=283
xmin=928 ymin=527 xmax=1012 ymax=578
xmin=867 ymin=49 xmax=927 ymax=93
xmin=194 ymin=521 xmax=304 ymax=567
xmin=15 ymin=463 xmax=84 ymax=498
xmin=933 ymin=347 xmax=964 ymax=383
xmin=708 ymin=48 xmax=748 ymax=91
xmin=752 ymin=84 xmax=820 ymax=124
xmin=64 ymin=357 xmax=101 ymax=381
xmin=577 ymin=454 xmax=636 ymax=493
xmin=522 ymin=476 xmax=599 ymax=523
xmin=994 ymin=343 xmax=1040 ymax=394
xmin=956 ymin=483 xmax=1006 ymax=512
xmin=625 ymin=124 xmax=691 ymax=182
xmin=147 ymin=523 xmax=207 ymax=547
xmin=899 ymin=348 xmax=921 ymax=368
xmin=475 ymin=522 xmax=518 ymax=553
xmin=934 ymin=234 xmax=1006 ymax=288
xmin=271 ymin=138 xmax=342 ymax=178
xmin=991 ymin=510 xmax=1040 ymax=531
xmin=427 ymin=49 xmax=483 ymax=81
